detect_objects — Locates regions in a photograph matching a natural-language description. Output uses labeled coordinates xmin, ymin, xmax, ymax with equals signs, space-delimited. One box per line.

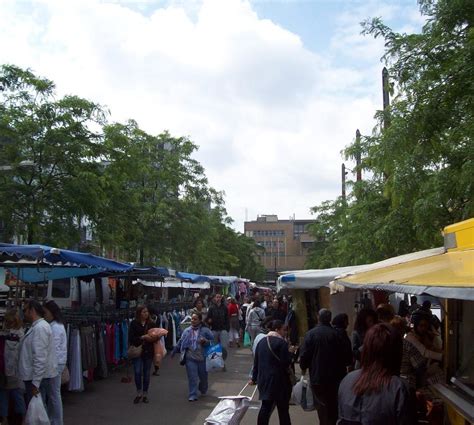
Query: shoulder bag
xmin=127 ymin=322 xmax=147 ymax=359
xmin=266 ymin=337 xmax=297 ymax=386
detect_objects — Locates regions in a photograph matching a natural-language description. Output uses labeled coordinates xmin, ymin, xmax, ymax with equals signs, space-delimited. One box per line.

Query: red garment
xmin=227 ymin=303 xmax=239 ymax=317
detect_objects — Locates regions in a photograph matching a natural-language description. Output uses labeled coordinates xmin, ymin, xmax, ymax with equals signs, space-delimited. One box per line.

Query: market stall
xmin=332 ymin=218 xmax=474 ymax=425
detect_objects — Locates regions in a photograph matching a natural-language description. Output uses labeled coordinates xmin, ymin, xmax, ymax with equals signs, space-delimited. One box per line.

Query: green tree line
xmin=308 ymin=0 xmax=473 ymax=268
xmin=0 ymin=65 xmax=265 ymax=280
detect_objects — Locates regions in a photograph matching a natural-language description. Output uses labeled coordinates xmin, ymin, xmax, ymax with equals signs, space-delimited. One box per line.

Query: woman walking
xmin=174 ymin=313 xmax=214 ymax=401
xmin=44 ymin=301 xmax=67 ymax=425
xmin=250 ymin=320 xmax=292 ymax=425
xmin=227 ymin=298 xmax=240 ymax=347
xmin=128 ymin=306 xmax=158 ymax=404
xmin=338 ymin=323 xmax=411 ymax=424
xmin=246 ymin=300 xmax=266 ymax=344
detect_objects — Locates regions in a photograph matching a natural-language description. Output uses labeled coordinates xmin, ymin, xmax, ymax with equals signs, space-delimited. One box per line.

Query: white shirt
xmin=18 ymin=318 xmax=58 ymax=387
xmin=50 ymin=321 xmax=68 ymax=366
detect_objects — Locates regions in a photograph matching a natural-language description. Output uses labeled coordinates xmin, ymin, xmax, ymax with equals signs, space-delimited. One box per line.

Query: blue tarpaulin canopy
xmin=0 ymin=243 xmax=133 ymax=272
xmin=0 ymin=244 xmax=45 ymax=261
xmin=176 ymin=271 xmax=210 ymax=283
xmin=10 ymin=266 xmax=104 ymax=283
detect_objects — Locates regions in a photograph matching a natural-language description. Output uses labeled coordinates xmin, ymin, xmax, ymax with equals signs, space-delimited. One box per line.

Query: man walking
xmin=19 ymin=300 xmax=58 ymax=406
xmin=299 ymin=309 xmax=345 ymax=425
xmin=207 ymin=294 xmax=230 ymax=351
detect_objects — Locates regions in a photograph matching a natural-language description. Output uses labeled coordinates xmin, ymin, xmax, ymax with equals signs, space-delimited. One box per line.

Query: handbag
xmin=266 ymin=336 xmax=297 ymax=386
xmin=127 ymin=344 xmax=143 ymax=359
xmin=128 ymin=322 xmax=149 ymax=359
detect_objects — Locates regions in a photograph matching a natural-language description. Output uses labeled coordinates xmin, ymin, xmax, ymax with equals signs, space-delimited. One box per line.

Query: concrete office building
xmin=244 ymin=214 xmax=316 ymax=281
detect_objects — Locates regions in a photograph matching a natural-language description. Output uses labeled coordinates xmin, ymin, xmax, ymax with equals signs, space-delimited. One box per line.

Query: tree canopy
xmin=0 ymin=64 xmax=265 ymax=281
xmin=308 ymin=0 xmax=473 ymax=268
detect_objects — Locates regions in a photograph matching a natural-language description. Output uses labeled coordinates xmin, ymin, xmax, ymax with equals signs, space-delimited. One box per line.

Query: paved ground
xmin=63 ymin=346 xmax=318 ymax=424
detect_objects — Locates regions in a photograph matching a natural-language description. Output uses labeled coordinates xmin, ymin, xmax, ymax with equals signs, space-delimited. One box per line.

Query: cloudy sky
xmin=1 ymin=0 xmax=424 ymax=231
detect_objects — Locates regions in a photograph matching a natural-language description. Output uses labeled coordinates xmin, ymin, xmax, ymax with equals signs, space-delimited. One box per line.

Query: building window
xmin=293 ymin=223 xmax=308 ymax=238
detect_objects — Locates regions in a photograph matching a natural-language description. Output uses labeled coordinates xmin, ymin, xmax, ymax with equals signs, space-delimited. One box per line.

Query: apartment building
xmin=244 ymin=214 xmax=316 ymax=281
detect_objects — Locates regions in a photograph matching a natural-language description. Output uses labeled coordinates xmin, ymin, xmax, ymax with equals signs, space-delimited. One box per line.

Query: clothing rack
xmin=62 ymin=309 xmax=132 ymax=324
xmin=147 ymin=301 xmax=193 ymax=312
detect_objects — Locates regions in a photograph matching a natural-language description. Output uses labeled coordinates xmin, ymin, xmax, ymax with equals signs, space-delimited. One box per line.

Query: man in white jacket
xmin=19 ymin=300 xmax=58 ymax=406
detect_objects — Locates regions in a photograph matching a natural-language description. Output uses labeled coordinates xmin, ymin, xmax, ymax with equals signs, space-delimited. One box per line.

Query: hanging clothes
xmin=105 ymin=324 xmax=114 ymax=364
xmin=114 ymin=323 xmax=121 ymax=362
xmin=68 ymin=328 xmax=84 ymax=392
xmin=95 ymin=325 xmax=108 ymax=379
xmin=121 ymin=321 xmax=128 ymax=359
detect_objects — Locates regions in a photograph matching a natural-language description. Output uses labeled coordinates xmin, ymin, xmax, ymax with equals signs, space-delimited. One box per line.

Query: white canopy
xmin=277 ymin=248 xmax=445 ymax=291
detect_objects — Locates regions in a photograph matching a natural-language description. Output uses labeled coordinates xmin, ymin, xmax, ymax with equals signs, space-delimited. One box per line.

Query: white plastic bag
xmin=291 ymin=376 xmax=315 ymax=411
xmin=204 ymin=396 xmax=251 ymax=425
xmin=25 ymin=396 xmax=50 ymax=425
xmin=205 ymin=344 xmax=225 ymax=372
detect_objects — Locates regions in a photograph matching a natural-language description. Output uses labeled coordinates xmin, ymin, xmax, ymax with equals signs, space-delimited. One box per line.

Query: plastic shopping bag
xmin=205 ymin=343 xmax=225 ymax=372
xmin=148 ymin=328 xmax=169 ymax=367
xmin=153 ymin=338 xmax=167 ymax=367
xmin=291 ymin=376 xmax=315 ymax=411
xmin=25 ymin=396 xmax=50 ymax=425
xmin=243 ymin=332 xmax=251 ymax=348
xmin=204 ymin=396 xmax=251 ymax=425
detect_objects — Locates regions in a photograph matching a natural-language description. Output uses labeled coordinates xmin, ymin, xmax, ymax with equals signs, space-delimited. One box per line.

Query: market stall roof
xmin=175 ymin=272 xmax=240 ymax=285
xmin=133 ymin=279 xmax=210 ymax=290
xmin=176 ymin=271 xmax=209 ymax=283
xmin=332 ymin=219 xmax=474 ymax=301
xmin=0 ymin=244 xmax=45 ymax=261
xmin=0 ymin=243 xmax=133 ymax=273
xmin=128 ymin=266 xmax=172 ymax=278
xmin=7 ymin=265 xmax=104 ymax=283
xmin=207 ymin=275 xmax=239 ymax=285
xmin=277 ymin=266 xmax=365 ymax=291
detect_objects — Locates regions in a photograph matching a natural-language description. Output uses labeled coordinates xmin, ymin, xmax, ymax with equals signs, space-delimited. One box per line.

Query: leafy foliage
xmin=0 ymin=65 xmax=264 ymax=280
xmin=308 ymin=0 xmax=473 ymax=268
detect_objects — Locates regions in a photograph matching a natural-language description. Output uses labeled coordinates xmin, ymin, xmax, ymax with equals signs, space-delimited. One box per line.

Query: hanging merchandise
xmin=68 ymin=328 xmax=84 ymax=392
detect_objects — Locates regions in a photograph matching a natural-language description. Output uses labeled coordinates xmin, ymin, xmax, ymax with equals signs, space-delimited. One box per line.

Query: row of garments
xmin=66 ymin=321 xmax=129 ymax=392
xmin=64 ymin=310 xmax=189 ymax=392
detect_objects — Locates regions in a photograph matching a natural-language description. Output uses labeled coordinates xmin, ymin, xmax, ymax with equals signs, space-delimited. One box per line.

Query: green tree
xmin=0 ymin=65 xmax=106 ymax=245
xmin=0 ymin=64 xmax=268 ymax=280
xmin=308 ymin=0 xmax=473 ymax=268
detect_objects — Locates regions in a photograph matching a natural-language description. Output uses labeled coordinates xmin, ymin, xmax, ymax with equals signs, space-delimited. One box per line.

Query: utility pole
xmin=341 ymin=163 xmax=347 ymax=200
xmin=355 ymin=129 xmax=362 ymax=182
xmin=382 ymin=67 xmax=390 ymax=129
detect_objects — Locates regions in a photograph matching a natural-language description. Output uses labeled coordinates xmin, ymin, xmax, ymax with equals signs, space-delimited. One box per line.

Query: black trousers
xmin=312 ymin=383 xmax=339 ymax=425
xmin=257 ymin=399 xmax=291 ymax=425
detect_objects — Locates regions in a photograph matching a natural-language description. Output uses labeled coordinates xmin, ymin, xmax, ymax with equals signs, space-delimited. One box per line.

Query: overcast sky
xmin=1 ymin=0 xmax=424 ymax=231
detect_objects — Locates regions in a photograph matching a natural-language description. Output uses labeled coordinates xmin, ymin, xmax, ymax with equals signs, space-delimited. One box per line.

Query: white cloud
xmin=0 ymin=0 xmax=420 ymax=231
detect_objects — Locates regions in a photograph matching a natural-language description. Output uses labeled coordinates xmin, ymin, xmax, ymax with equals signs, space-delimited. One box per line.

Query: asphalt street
xmin=63 ymin=346 xmax=318 ymax=425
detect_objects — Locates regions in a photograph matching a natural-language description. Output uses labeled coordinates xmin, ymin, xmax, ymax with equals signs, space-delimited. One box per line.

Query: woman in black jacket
xmin=250 ymin=320 xmax=292 ymax=425
xmin=128 ymin=306 xmax=158 ymax=404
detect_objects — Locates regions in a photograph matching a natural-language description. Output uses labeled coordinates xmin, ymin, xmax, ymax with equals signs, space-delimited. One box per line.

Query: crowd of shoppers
xmin=240 ymin=293 xmax=442 ymax=425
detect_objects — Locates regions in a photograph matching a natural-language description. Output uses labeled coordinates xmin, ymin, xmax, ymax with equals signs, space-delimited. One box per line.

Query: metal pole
xmin=382 ymin=67 xmax=390 ymax=129
xmin=341 ymin=163 xmax=346 ymax=200
xmin=355 ymin=129 xmax=362 ymax=182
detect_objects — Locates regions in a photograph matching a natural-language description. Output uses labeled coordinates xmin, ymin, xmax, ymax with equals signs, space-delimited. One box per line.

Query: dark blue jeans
xmin=132 ymin=357 xmax=152 ymax=394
